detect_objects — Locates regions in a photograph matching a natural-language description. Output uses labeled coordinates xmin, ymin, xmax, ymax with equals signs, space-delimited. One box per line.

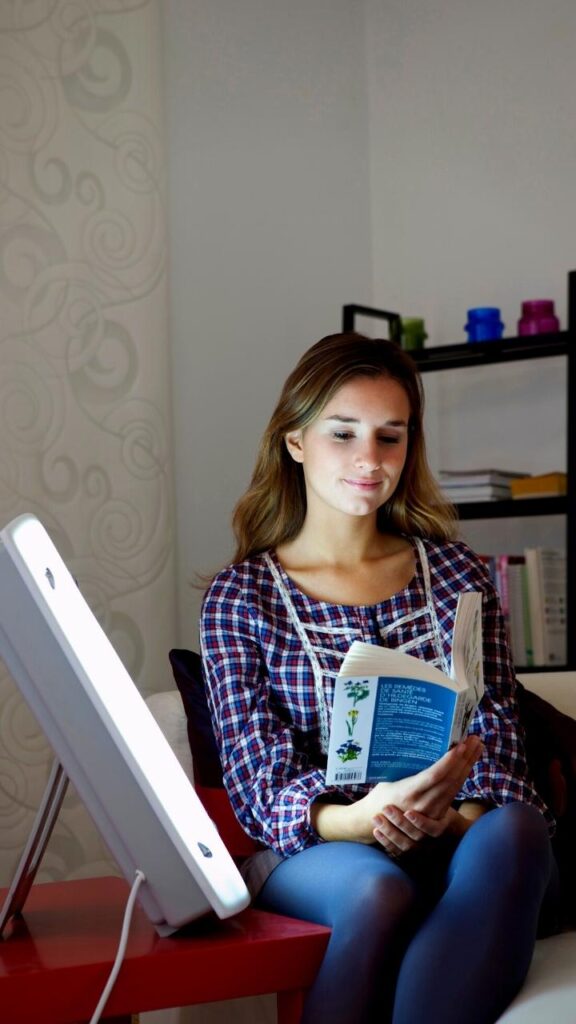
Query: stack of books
xmin=439 ymin=468 xmax=526 ymax=503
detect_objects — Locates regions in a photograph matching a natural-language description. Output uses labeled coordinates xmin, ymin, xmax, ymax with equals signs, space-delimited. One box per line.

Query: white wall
xmin=164 ymin=0 xmax=373 ymax=643
xmin=365 ymin=0 xmax=576 ymax=337
xmin=164 ymin=0 xmax=576 ymax=643
xmin=365 ymin=0 xmax=573 ymax=466
xmin=364 ymin=0 xmax=574 ymax=556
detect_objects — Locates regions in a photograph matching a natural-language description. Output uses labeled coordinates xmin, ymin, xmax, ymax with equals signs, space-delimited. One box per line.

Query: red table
xmin=0 ymin=876 xmax=330 ymax=1024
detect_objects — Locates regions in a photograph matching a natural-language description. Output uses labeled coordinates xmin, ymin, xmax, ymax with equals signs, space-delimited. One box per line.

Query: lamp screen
xmin=0 ymin=514 xmax=250 ymax=935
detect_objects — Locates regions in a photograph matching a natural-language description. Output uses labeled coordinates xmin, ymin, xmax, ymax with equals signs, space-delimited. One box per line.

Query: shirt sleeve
xmin=455 ymin=555 xmax=555 ymax=833
xmin=200 ymin=568 xmax=344 ymax=857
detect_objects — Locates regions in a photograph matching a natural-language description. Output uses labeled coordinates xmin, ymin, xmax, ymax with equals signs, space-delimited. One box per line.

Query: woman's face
xmin=285 ymin=375 xmax=410 ymax=520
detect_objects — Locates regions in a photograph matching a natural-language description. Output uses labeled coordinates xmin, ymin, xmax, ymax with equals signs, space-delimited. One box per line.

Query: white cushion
xmin=147 ymin=690 xmax=194 ymax=783
xmin=497 ymin=932 xmax=576 ymax=1022
xmin=517 ymin=671 xmax=576 ymax=718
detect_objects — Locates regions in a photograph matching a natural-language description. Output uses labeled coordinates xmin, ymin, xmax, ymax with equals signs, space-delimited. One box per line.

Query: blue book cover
xmin=325 ymin=592 xmax=483 ymax=785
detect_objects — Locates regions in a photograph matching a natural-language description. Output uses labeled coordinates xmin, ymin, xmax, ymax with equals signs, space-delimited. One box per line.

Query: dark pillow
xmin=168 ymin=648 xmax=223 ymax=787
xmin=517 ymin=681 xmax=576 ymax=926
xmin=168 ymin=648 xmax=259 ymax=859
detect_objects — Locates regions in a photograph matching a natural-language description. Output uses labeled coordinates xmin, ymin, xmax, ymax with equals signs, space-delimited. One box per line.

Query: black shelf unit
xmin=455 ymin=497 xmax=567 ymax=521
xmin=343 ymin=270 xmax=576 ymax=669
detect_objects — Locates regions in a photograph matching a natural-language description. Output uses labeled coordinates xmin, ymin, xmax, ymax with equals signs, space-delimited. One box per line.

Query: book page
xmin=338 ymin=643 xmax=460 ymax=689
xmin=450 ymin=591 xmax=484 ymax=704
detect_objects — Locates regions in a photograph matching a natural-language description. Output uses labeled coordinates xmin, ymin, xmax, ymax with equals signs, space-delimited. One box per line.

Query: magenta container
xmin=517 ymin=300 xmax=560 ymax=336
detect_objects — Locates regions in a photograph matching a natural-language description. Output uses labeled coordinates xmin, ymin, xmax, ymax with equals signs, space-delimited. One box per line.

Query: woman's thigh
xmin=257 ymin=841 xmax=425 ymax=1024
xmin=257 ymin=840 xmax=420 ymax=929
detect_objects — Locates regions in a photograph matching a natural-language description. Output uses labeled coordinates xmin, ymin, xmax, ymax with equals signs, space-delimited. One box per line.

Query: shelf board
xmin=411 ymin=332 xmax=569 ymax=371
xmin=515 ymin=664 xmax=569 ymax=674
xmin=455 ymin=496 xmax=567 ymax=520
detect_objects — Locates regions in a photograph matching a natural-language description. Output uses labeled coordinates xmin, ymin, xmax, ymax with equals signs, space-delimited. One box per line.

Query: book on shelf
xmin=442 ymin=484 xmax=512 ymax=503
xmin=524 ymin=547 xmax=567 ymax=667
xmin=494 ymin=554 xmax=532 ymax=667
xmin=510 ymin=472 xmax=567 ymax=500
xmin=507 ymin=557 xmax=534 ymax=668
xmin=439 ymin=468 xmax=525 ymax=502
xmin=439 ymin=468 xmax=526 ymax=488
xmin=325 ymin=592 xmax=484 ymax=785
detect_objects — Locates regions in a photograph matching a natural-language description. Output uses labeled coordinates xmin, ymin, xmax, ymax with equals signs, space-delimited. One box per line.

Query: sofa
xmin=144 ymin=670 xmax=576 ymax=1024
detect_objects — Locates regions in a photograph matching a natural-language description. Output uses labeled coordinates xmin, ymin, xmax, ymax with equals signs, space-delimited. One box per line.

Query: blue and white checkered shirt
xmin=200 ymin=537 xmax=553 ymax=860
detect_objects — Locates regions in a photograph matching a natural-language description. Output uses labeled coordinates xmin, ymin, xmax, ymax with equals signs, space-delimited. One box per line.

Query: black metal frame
xmin=0 ymin=760 xmax=68 ymax=938
xmin=342 ymin=304 xmax=402 ymax=341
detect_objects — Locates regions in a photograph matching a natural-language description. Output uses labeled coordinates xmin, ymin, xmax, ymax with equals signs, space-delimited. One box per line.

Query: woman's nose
xmin=354 ymin=440 xmax=381 ymax=470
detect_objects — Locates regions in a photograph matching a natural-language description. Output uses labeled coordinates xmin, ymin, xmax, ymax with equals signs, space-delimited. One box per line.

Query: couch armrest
xmin=517 ymin=672 xmax=576 ymax=719
xmin=146 ymin=690 xmax=194 ymax=783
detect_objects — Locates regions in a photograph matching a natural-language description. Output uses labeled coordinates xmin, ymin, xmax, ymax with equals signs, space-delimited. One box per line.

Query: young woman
xmin=200 ymin=332 xmax=559 ymax=1024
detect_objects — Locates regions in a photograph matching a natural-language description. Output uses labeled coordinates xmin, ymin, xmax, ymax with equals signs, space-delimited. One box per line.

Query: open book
xmin=325 ymin=592 xmax=484 ymax=784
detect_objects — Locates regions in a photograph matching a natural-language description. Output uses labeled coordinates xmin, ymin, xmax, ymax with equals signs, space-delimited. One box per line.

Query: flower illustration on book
xmin=343 ymin=679 xmax=370 ymax=706
xmin=335 ymin=680 xmax=370 ymax=764
xmin=336 ymin=739 xmax=363 ymax=764
xmin=346 ymin=708 xmax=359 ymax=737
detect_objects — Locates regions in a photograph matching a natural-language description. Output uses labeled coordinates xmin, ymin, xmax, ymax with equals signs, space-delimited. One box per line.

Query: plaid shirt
xmin=200 ymin=538 xmax=552 ymax=858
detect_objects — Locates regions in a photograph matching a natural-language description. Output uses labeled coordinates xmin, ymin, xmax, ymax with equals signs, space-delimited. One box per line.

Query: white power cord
xmin=89 ymin=869 xmax=147 ymax=1024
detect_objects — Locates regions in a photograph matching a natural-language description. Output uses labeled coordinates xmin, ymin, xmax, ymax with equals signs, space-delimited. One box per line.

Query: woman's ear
xmin=285 ymin=430 xmax=304 ymax=463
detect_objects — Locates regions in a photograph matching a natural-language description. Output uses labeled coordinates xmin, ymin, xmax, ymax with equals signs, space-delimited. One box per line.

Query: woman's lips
xmin=343 ymin=478 xmax=382 ymax=490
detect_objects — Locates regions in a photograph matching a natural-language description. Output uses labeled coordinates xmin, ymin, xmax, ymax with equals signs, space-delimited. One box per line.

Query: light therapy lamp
xmin=0 ymin=514 xmax=250 ymax=937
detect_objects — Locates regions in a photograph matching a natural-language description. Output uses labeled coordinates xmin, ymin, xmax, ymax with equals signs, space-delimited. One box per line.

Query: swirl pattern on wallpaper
xmin=0 ymin=0 xmax=176 ymax=887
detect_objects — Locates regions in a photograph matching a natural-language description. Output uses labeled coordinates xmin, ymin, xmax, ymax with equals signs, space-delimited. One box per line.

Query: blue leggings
xmin=257 ymin=803 xmax=559 ymax=1024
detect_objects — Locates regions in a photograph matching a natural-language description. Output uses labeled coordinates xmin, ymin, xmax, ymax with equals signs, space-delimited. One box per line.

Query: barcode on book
xmin=334 ymin=770 xmax=364 ymax=783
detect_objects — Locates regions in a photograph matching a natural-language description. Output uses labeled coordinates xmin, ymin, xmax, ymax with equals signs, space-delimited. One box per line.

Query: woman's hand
xmin=371 ymin=803 xmax=463 ymax=857
xmin=367 ymin=733 xmax=483 ymax=819
xmin=372 ymin=795 xmax=490 ymax=857
xmin=312 ymin=735 xmax=484 ymax=845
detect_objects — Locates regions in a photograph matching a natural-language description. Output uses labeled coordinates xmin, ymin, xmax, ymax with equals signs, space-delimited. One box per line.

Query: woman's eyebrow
xmin=324 ymin=414 xmax=408 ymax=427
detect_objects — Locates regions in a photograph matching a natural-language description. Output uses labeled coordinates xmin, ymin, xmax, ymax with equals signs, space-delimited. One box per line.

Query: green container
xmin=400 ymin=317 xmax=427 ymax=351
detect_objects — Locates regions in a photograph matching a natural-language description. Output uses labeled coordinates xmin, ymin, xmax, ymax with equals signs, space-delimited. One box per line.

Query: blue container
xmin=464 ymin=307 xmax=505 ymax=343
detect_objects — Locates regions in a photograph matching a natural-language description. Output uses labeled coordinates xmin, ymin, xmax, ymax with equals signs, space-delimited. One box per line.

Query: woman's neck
xmin=276 ymin=516 xmax=414 ymax=605
xmin=280 ymin=514 xmax=385 ymax=567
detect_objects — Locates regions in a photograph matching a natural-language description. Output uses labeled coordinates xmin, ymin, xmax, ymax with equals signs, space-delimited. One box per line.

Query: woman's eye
xmin=330 ymin=430 xmax=403 ymax=444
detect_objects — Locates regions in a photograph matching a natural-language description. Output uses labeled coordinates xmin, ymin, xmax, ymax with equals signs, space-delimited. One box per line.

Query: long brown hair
xmin=232 ymin=332 xmax=456 ymax=562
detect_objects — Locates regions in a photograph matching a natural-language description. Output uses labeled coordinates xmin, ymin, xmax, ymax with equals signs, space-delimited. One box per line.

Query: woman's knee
xmin=346 ymin=868 xmax=418 ymax=922
xmin=484 ymin=802 xmax=550 ymax=853
xmin=458 ymin=803 xmax=553 ymax=891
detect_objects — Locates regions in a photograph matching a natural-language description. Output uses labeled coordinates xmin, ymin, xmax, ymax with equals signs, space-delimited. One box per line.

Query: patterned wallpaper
xmin=0 ymin=0 xmax=176 ymax=886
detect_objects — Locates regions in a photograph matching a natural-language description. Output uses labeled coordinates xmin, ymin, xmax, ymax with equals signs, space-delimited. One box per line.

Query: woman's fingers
xmin=372 ymin=804 xmax=463 ymax=857
xmin=369 ymin=736 xmax=486 ymax=853
xmin=420 ymin=736 xmax=483 ymax=789
xmin=408 ymin=737 xmax=484 ymax=812
xmin=361 ymin=736 xmax=484 ymax=836
xmin=376 ymin=805 xmax=425 ymax=841
xmin=372 ymin=803 xmax=449 ymax=856
xmin=403 ymin=807 xmax=459 ymax=838
xmin=372 ymin=807 xmax=421 ymax=856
